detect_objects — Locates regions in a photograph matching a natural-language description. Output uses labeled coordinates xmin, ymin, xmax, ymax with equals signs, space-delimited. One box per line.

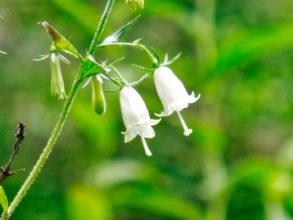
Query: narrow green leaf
xmin=0 ymin=186 xmax=8 ymax=216
xmin=132 ymin=63 xmax=154 ymax=72
xmin=150 ymin=47 xmax=160 ymax=65
xmin=102 ymin=15 xmax=141 ymax=44
xmin=164 ymin=52 xmax=182 ymax=65
xmin=80 ymin=57 xmax=105 ymax=80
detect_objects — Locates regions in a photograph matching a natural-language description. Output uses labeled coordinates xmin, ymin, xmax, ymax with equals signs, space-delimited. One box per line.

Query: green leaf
xmin=0 ymin=186 xmax=8 ymax=217
xmin=80 ymin=56 xmax=105 ymax=80
xmin=102 ymin=15 xmax=141 ymax=44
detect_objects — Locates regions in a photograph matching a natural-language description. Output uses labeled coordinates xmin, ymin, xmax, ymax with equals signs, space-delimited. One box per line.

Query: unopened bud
xmin=91 ymin=76 xmax=106 ymax=115
xmin=39 ymin=21 xmax=79 ymax=57
xmin=126 ymin=0 xmax=144 ymax=10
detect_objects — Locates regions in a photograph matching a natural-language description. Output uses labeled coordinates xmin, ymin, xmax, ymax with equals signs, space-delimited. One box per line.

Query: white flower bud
xmin=154 ymin=66 xmax=200 ymax=136
xmin=102 ymin=35 xmax=118 ymax=45
xmin=120 ymin=86 xmax=160 ymax=156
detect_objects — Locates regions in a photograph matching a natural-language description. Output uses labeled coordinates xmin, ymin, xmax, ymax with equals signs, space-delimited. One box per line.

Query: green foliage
xmin=209 ymin=24 xmax=293 ymax=79
xmin=66 ymin=184 xmax=112 ymax=220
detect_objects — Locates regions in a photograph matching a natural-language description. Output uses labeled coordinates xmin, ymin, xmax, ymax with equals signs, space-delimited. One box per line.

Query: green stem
xmin=110 ymin=66 xmax=128 ymax=85
xmin=98 ymin=42 xmax=158 ymax=65
xmin=88 ymin=0 xmax=115 ymax=55
xmin=7 ymin=78 xmax=82 ymax=217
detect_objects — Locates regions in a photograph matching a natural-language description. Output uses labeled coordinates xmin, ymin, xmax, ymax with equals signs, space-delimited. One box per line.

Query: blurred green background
xmin=1 ymin=0 xmax=293 ymax=219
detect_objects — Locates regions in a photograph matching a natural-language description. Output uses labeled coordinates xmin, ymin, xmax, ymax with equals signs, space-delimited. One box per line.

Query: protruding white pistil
xmin=141 ymin=137 xmax=152 ymax=157
xmin=176 ymin=111 xmax=192 ymax=136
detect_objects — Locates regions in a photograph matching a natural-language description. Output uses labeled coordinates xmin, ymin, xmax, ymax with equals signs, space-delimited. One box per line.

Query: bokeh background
xmin=0 ymin=0 xmax=293 ymax=219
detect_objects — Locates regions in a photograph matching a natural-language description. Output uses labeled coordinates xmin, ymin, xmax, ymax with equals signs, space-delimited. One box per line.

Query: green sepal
xmin=132 ymin=63 xmax=154 ymax=72
xmin=80 ymin=56 xmax=106 ymax=80
xmin=163 ymin=52 xmax=182 ymax=65
xmin=0 ymin=186 xmax=8 ymax=218
xmin=102 ymin=15 xmax=141 ymax=44
xmin=40 ymin=21 xmax=79 ymax=57
xmin=91 ymin=77 xmax=106 ymax=115
xmin=150 ymin=47 xmax=160 ymax=67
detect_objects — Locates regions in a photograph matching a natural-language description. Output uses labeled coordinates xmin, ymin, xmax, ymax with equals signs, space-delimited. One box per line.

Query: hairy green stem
xmin=98 ymin=42 xmax=158 ymax=65
xmin=88 ymin=0 xmax=115 ymax=55
xmin=7 ymin=78 xmax=82 ymax=217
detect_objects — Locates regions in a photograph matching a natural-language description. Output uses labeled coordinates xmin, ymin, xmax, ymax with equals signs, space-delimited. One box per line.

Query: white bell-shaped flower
xmin=154 ymin=66 xmax=200 ymax=136
xmin=120 ymin=86 xmax=160 ymax=157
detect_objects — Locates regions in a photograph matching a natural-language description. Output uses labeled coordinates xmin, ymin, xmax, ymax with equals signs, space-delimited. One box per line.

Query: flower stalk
xmin=98 ymin=42 xmax=159 ymax=66
xmin=88 ymin=0 xmax=115 ymax=55
xmin=7 ymin=78 xmax=82 ymax=217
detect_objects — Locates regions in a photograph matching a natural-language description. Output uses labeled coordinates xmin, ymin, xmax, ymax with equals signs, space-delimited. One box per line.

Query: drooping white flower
xmin=119 ymin=86 xmax=160 ymax=157
xmin=154 ymin=66 xmax=200 ymax=136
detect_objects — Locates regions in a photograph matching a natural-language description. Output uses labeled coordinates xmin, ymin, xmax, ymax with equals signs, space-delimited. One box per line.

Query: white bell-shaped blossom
xmin=119 ymin=86 xmax=160 ymax=157
xmin=154 ymin=66 xmax=200 ymax=136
